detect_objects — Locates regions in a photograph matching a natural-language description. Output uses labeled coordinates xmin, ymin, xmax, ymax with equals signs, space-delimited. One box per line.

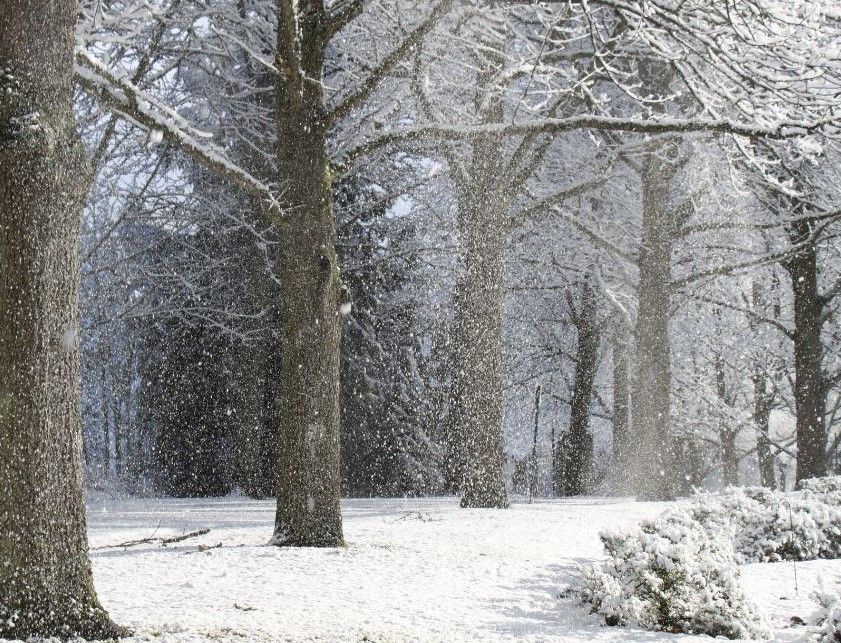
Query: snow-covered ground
xmin=17 ymin=496 xmax=841 ymax=642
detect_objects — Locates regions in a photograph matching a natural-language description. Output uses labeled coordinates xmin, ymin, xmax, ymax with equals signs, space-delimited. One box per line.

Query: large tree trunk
xmin=0 ymin=1 xmax=123 ymax=638
xmin=445 ymin=9 xmax=510 ymax=508
xmin=752 ymin=370 xmax=776 ymax=488
xmin=784 ymin=220 xmax=827 ymax=483
xmin=450 ymin=195 xmax=510 ymax=508
xmin=562 ymin=280 xmax=601 ymax=496
xmin=271 ymin=3 xmax=343 ymax=546
xmin=628 ymin=147 xmax=678 ymax=500
xmin=449 ymin=136 xmax=509 ymax=508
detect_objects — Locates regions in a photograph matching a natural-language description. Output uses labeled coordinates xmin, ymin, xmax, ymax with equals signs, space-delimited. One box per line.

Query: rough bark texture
xmin=628 ymin=145 xmax=679 ymax=501
xmin=560 ymin=280 xmax=601 ymax=496
xmin=449 ymin=136 xmax=509 ymax=509
xmin=271 ymin=1 xmax=344 ymax=546
xmin=450 ymin=201 xmax=510 ymax=507
xmin=443 ymin=8 xmax=510 ymax=508
xmin=0 ymin=1 xmax=124 ymax=638
xmin=784 ymin=219 xmax=827 ymax=483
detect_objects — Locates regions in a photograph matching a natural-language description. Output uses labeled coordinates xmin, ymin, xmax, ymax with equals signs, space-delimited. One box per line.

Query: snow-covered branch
xmin=74 ymin=47 xmax=280 ymax=215
xmin=346 ymin=114 xmax=840 ymax=165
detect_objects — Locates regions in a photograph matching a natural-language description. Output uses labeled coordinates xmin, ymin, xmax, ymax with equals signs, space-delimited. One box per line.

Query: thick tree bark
xmin=627 ymin=147 xmax=678 ymax=500
xmin=449 ymin=135 xmax=509 ymax=508
xmin=784 ymin=220 xmax=827 ymax=483
xmin=444 ymin=9 xmax=510 ymax=508
xmin=450 ymin=194 xmax=510 ymax=508
xmin=271 ymin=2 xmax=344 ymax=546
xmin=562 ymin=280 xmax=601 ymax=496
xmin=0 ymin=1 xmax=124 ymax=638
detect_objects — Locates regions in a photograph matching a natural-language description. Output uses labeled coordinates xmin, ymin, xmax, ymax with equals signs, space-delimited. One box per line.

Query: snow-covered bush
xmin=579 ymin=478 xmax=841 ymax=638
xmin=799 ymin=476 xmax=841 ymax=495
xmin=684 ymin=486 xmax=841 ymax=562
xmin=580 ymin=511 xmax=768 ymax=639
xmin=806 ymin=592 xmax=841 ymax=642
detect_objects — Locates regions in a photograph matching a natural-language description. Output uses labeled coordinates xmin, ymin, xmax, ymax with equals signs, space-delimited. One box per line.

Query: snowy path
xmin=18 ymin=497 xmax=841 ymax=641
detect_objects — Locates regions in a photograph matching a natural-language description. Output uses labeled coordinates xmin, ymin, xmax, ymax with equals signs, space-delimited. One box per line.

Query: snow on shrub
xmin=579 ymin=477 xmax=841 ymax=638
xmin=799 ymin=476 xmax=841 ymax=495
xmin=684 ymin=486 xmax=841 ymax=563
xmin=804 ymin=592 xmax=841 ymax=643
xmin=580 ymin=511 xmax=768 ymax=639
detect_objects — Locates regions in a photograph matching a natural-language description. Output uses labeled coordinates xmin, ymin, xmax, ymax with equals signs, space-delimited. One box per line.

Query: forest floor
xmin=22 ymin=496 xmax=841 ymax=641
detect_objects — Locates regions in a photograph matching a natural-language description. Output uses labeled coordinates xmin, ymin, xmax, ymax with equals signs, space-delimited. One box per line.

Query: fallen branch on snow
xmin=92 ymin=528 xmax=211 ymax=550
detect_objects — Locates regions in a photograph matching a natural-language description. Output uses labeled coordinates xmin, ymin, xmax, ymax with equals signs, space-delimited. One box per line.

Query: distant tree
xmin=756 ymin=140 xmax=841 ymax=483
xmin=559 ymin=278 xmax=602 ymax=496
xmin=0 ymin=0 xmax=123 ymax=638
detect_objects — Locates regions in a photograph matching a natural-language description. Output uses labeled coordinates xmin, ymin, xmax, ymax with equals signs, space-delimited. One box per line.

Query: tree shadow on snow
xmin=483 ymin=559 xmax=678 ymax=641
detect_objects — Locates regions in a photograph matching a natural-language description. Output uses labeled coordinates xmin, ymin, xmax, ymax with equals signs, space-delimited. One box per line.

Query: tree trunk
xmin=114 ymin=391 xmax=123 ymax=477
xmin=451 ymin=196 xmax=510 ymax=508
xmin=100 ymin=362 xmax=110 ymax=475
xmin=611 ymin=327 xmax=630 ymax=492
xmin=271 ymin=3 xmax=343 ymax=546
xmin=752 ymin=366 xmax=776 ymax=488
xmin=713 ymin=348 xmax=739 ymax=486
xmin=563 ymin=280 xmax=601 ymax=496
xmin=445 ymin=10 xmax=510 ymax=508
xmin=719 ymin=428 xmax=739 ymax=487
xmin=628 ymin=147 xmax=678 ymax=500
xmin=750 ymin=282 xmax=776 ymax=488
xmin=449 ymin=140 xmax=509 ymax=508
xmin=0 ymin=1 xmax=123 ymax=637
xmin=784 ymin=220 xmax=827 ymax=483
xmin=528 ymin=385 xmax=541 ymax=500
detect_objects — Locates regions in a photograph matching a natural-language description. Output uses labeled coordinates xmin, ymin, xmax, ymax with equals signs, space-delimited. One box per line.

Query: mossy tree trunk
xmin=0 ymin=0 xmax=124 ymax=638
